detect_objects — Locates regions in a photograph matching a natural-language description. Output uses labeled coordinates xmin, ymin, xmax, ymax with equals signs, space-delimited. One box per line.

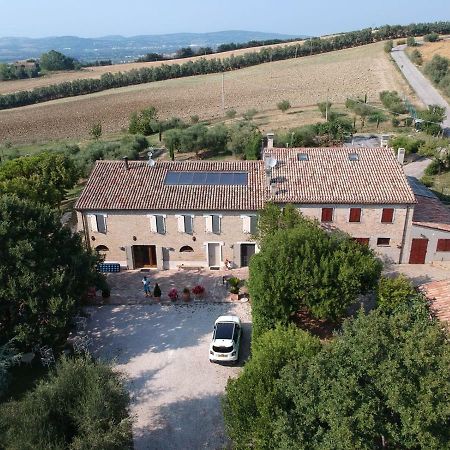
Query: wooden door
xmin=148 ymin=245 xmax=157 ymax=268
xmin=409 ymin=239 xmax=428 ymax=264
xmin=240 ymin=244 xmax=256 ymax=267
xmin=208 ymin=243 xmax=221 ymax=267
xmin=133 ymin=245 xmax=157 ymax=268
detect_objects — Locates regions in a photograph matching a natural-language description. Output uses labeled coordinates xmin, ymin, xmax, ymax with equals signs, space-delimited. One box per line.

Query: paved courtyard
xmin=85 ymin=300 xmax=251 ymax=450
xmin=104 ymin=267 xmax=250 ymax=305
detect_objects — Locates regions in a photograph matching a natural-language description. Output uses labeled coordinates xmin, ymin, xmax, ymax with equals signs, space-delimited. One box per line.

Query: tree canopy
xmin=224 ymin=303 xmax=450 ymax=449
xmin=40 ymin=50 xmax=76 ymax=71
xmin=0 ymin=195 xmax=99 ymax=348
xmin=250 ymin=204 xmax=382 ymax=338
xmin=0 ymin=356 xmax=132 ymax=449
xmin=0 ymin=152 xmax=79 ymax=207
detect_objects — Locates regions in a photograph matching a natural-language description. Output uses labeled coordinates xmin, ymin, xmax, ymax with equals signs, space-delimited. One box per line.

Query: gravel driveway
xmin=391 ymin=45 xmax=450 ymax=134
xmin=86 ymin=302 xmax=251 ymax=450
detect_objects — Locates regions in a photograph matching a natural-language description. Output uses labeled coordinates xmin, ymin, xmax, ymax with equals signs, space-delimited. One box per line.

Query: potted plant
xmin=228 ymin=277 xmax=240 ymax=301
xmin=101 ymin=287 xmax=111 ymax=299
xmin=168 ymin=288 xmax=178 ymax=302
xmin=153 ymin=283 xmax=161 ymax=301
xmin=182 ymin=287 xmax=191 ymax=302
xmin=192 ymin=285 xmax=205 ymax=300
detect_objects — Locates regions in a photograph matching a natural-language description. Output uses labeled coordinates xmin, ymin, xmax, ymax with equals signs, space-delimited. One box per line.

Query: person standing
xmin=142 ymin=276 xmax=151 ymax=297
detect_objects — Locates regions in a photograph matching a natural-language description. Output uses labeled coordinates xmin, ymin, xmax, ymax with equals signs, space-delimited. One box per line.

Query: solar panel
xmin=165 ymin=171 xmax=248 ymax=186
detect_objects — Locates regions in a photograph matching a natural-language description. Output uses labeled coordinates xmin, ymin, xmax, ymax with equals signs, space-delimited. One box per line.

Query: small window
xmin=156 ymin=215 xmax=165 ymax=234
xmin=297 ymin=153 xmax=309 ymax=161
xmin=349 ymin=208 xmax=361 ymax=223
xmin=436 ymin=239 xmax=450 ymax=252
xmin=354 ymin=238 xmax=370 ymax=246
xmin=95 ymin=245 xmax=109 ymax=252
xmin=184 ymin=215 xmax=193 ymax=234
xmin=321 ymin=208 xmax=334 ymax=223
xmin=96 ymin=214 xmax=107 ymax=234
xmin=381 ymin=208 xmax=394 ymax=224
xmin=180 ymin=246 xmax=194 ymax=253
xmin=348 ymin=153 xmax=359 ymax=161
xmin=377 ymin=237 xmax=391 ymax=246
xmin=250 ymin=216 xmax=258 ymax=234
xmin=212 ymin=215 xmax=221 ymax=234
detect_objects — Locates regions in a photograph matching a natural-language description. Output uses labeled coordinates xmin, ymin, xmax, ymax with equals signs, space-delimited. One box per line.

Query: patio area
xmin=100 ymin=267 xmax=250 ymax=305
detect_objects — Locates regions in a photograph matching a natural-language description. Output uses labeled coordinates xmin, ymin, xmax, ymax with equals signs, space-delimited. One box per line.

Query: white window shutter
xmin=89 ymin=214 xmax=98 ymax=232
xmin=149 ymin=215 xmax=157 ymax=233
xmin=242 ymin=216 xmax=251 ymax=233
xmin=205 ymin=215 xmax=213 ymax=233
xmin=177 ymin=215 xmax=185 ymax=233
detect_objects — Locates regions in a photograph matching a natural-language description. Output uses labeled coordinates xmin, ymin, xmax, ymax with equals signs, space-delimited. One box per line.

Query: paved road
xmin=391 ymin=45 xmax=450 ymax=135
xmin=403 ymin=157 xmax=432 ymax=178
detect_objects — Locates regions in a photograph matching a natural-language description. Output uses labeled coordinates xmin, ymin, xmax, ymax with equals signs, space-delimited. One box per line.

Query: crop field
xmin=0 ymin=39 xmax=309 ymax=95
xmin=0 ymin=42 xmax=418 ymax=144
xmin=416 ymin=39 xmax=450 ymax=63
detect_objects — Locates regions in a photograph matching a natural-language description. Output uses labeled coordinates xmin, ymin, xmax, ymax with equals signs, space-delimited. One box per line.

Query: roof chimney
xmin=267 ymin=132 xmax=274 ymax=149
xmin=123 ymin=156 xmax=129 ymax=170
xmin=397 ymin=148 xmax=405 ymax=165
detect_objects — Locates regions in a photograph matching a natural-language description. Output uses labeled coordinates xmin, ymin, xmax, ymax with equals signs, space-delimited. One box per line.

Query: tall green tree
xmin=0 ymin=356 xmax=132 ymax=448
xmin=0 ymin=196 xmax=99 ymax=348
xmin=40 ymin=50 xmax=76 ymax=71
xmin=274 ymin=305 xmax=450 ymax=449
xmin=223 ymin=326 xmax=321 ymax=449
xmin=250 ymin=205 xmax=382 ymax=337
xmin=0 ymin=152 xmax=79 ymax=207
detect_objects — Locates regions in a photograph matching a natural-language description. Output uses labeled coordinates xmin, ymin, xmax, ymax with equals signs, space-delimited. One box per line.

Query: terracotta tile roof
xmin=264 ymin=147 xmax=416 ymax=205
xmin=409 ymin=177 xmax=450 ymax=232
xmin=75 ymin=160 xmax=265 ymax=211
xmin=419 ymin=279 xmax=450 ymax=323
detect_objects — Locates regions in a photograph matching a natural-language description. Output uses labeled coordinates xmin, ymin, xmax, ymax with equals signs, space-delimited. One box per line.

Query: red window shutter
xmin=349 ymin=208 xmax=361 ymax=223
xmin=381 ymin=208 xmax=394 ymax=223
xmin=321 ymin=208 xmax=333 ymax=222
xmin=437 ymin=239 xmax=450 ymax=252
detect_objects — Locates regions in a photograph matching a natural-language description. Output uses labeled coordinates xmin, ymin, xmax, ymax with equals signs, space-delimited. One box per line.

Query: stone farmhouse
xmin=75 ymin=141 xmax=450 ymax=269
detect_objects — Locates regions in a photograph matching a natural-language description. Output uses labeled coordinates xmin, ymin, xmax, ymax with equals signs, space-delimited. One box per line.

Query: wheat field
xmin=0 ymin=42 xmax=417 ymax=144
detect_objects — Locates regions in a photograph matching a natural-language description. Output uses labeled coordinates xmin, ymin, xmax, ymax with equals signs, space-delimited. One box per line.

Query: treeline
xmin=1 ymin=21 xmax=449 ymax=110
xmin=0 ymin=61 xmax=39 ymax=81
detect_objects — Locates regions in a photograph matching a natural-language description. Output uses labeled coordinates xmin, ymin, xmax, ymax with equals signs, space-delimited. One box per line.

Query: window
xmin=348 ymin=152 xmax=359 ymax=161
xmin=212 ymin=215 xmax=221 ymax=234
xmin=184 ymin=215 xmax=193 ymax=234
xmin=297 ymin=153 xmax=309 ymax=161
xmin=354 ymin=238 xmax=370 ymax=246
xmin=242 ymin=215 xmax=258 ymax=234
xmin=95 ymin=245 xmax=109 ymax=252
xmin=381 ymin=208 xmax=394 ymax=223
xmin=437 ymin=239 xmax=450 ymax=252
xmin=377 ymin=237 xmax=391 ymax=246
xmin=321 ymin=208 xmax=334 ymax=223
xmin=177 ymin=215 xmax=193 ymax=234
xmin=349 ymin=208 xmax=361 ymax=223
xmin=89 ymin=214 xmax=107 ymax=234
xmin=180 ymin=246 xmax=194 ymax=253
xmin=149 ymin=215 xmax=166 ymax=234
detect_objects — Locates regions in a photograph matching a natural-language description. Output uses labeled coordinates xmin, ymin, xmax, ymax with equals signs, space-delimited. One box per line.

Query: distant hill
xmin=0 ymin=31 xmax=303 ymax=63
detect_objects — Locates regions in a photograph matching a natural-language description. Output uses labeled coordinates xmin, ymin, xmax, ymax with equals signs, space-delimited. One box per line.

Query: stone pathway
xmin=100 ymin=267 xmax=249 ymax=305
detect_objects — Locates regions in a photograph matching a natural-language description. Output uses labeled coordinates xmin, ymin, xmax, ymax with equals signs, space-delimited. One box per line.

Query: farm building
xmin=75 ymin=140 xmax=449 ymax=269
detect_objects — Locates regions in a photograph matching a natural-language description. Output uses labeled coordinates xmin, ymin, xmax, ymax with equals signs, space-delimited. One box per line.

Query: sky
xmin=0 ymin=0 xmax=449 ymax=38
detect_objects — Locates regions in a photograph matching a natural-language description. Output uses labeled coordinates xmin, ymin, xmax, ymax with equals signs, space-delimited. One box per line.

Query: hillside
xmin=0 ymin=30 xmax=301 ymax=63
xmin=0 ymin=42 xmax=418 ymax=144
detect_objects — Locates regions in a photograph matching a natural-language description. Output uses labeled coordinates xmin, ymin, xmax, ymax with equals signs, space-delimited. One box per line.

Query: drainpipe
xmin=399 ymin=205 xmax=412 ymax=264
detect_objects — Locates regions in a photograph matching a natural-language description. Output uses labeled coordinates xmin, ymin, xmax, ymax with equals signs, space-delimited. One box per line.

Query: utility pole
xmin=221 ymin=72 xmax=225 ymax=115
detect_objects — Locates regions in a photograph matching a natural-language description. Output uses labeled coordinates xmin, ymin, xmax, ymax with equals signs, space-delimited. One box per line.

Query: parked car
xmin=209 ymin=315 xmax=241 ymax=364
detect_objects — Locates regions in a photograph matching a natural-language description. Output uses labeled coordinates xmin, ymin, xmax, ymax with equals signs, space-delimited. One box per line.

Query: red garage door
xmin=409 ymin=239 xmax=428 ymax=264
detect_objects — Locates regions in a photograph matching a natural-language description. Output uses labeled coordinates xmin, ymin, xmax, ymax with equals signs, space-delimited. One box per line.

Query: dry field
xmin=0 ymin=42 xmax=418 ymax=144
xmin=416 ymin=39 xmax=450 ymax=63
xmin=0 ymin=39 xmax=309 ymax=95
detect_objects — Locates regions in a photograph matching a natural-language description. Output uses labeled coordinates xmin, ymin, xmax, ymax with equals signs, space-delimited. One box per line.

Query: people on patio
xmin=142 ymin=276 xmax=151 ymax=297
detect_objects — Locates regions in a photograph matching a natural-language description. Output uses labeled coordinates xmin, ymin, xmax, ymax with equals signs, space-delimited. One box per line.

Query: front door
xmin=208 ymin=243 xmax=221 ymax=267
xmin=409 ymin=238 xmax=428 ymax=264
xmin=240 ymin=244 xmax=256 ymax=267
xmin=133 ymin=245 xmax=157 ymax=268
